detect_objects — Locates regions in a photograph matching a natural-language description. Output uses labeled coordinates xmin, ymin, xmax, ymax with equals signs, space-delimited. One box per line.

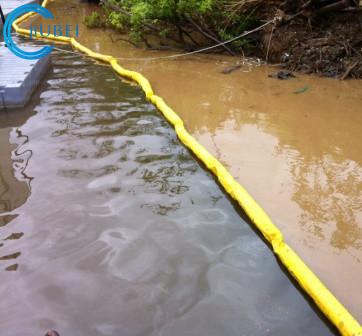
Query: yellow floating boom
xmin=12 ymin=1 xmax=362 ymax=335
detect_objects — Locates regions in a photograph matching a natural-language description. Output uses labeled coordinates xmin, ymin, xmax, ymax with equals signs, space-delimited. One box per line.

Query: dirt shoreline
xmin=259 ymin=10 xmax=362 ymax=79
xmin=91 ymin=0 xmax=362 ymax=79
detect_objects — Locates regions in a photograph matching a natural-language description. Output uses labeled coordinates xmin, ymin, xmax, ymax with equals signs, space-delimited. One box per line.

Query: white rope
xmin=115 ymin=18 xmax=277 ymax=61
xmin=45 ymin=18 xmax=277 ymax=62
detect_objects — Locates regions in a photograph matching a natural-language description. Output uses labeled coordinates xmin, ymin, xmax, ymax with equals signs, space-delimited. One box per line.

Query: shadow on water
xmin=0 ymin=39 xmax=58 ymax=254
xmin=0 ymin=78 xmax=49 ymax=271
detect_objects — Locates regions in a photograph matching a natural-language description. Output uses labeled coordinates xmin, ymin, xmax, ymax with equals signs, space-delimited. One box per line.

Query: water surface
xmin=27 ymin=0 xmax=362 ymax=320
xmin=0 ymin=46 xmax=337 ymax=335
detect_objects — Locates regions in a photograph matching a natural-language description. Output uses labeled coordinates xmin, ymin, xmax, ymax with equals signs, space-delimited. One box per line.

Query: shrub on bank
xmin=85 ymin=0 xmax=260 ymax=53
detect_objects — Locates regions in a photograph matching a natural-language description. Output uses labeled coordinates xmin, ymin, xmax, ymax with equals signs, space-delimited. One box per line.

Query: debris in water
xmin=222 ymin=64 xmax=242 ymax=74
xmin=269 ymin=70 xmax=296 ymax=80
xmin=293 ymin=85 xmax=310 ymax=94
xmin=340 ymin=61 xmax=359 ymax=80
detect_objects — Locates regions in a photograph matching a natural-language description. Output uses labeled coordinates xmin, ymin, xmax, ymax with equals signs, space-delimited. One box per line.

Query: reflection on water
xmin=0 ymin=48 xmax=336 ymax=335
xmin=290 ymin=150 xmax=361 ymax=251
xmin=29 ymin=0 xmax=362 ymax=320
xmin=0 ymin=107 xmax=34 ymax=271
xmin=185 ymin=73 xmax=362 ymax=320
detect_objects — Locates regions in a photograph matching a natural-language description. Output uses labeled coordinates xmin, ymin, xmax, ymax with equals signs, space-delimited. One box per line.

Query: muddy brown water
xmin=0 ymin=0 xmax=359 ymax=332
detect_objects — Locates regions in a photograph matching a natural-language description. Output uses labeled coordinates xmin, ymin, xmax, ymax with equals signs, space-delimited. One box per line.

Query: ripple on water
xmin=0 ymin=49 xmax=335 ymax=336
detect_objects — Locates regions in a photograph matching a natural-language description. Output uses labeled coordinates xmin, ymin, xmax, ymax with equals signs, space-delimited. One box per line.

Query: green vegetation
xmin=84 ymin=11 xmax=103 ymax=28
xmin=85 ymin=0 xmax=260 ymax=53
xmin=83 ymin=0 xmax=362 ymax=78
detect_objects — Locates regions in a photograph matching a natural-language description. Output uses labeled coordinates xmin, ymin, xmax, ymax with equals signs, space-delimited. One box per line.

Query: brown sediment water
xmin=0 ymin=0 xmax=358 ymax=330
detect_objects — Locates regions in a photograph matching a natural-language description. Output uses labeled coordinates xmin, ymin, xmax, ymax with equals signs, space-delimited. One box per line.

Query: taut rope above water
xmin=41 ymin=18 xmax=278 ymax=62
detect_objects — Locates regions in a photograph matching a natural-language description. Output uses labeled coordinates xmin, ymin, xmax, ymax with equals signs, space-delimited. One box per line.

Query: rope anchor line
xmin=27 ymin=18 xmax=278 ymax=62
xmin=114 ymin=18 xmax=278 ymax=61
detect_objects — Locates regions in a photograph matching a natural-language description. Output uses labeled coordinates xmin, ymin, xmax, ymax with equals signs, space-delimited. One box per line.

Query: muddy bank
xmin=92 ymin=0 xmax=362 ymax=79
xmin=261 ymin=6 xmax=362 ymax=79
